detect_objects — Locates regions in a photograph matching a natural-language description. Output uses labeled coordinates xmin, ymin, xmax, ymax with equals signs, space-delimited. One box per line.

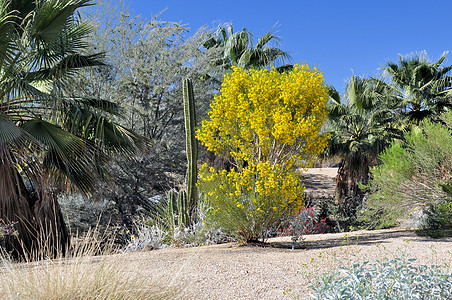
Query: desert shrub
xmin=309 ymin=254 xmax=452 ymax=299
xmin=58 ymin=193 xmax=120 ymax=236
xmin=286 ymin=193 xmax=363 ymax=234
xmin=417 ymin=199 xmax=452 ymax=238
xmin=0 ymin=220 xmax=17 ymax=240
xmin=125 ymin=193 xmax=230 ymax=251
xmin=365 ymin=112 xmax=452 ymax=229
xmin=268 ymin=207 xmax=329 ymax=248
xmin=197 ymin=65 xmax=329 ymax=242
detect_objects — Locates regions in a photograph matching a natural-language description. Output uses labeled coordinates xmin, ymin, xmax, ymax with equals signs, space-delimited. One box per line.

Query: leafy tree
xmin=71 ymin=5 xmax=223 ymax=233
xmin=76 ymin=9 xmax=222 ymax=142
xmin=204 ymin=24 xmax=291 ymax=70
xmin=385 ymin=51 xmax=452 ymax=125
xmin=326 ymin=76 xmax=402 ymax=205
xmin=197 ymin=65 xmax=329 ymax=242
xmin=0 ymin=0 xmax=142 ymax=257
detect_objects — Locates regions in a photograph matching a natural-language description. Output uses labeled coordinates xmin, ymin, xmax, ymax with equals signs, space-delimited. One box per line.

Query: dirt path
xmin=120 ymin=229 xmax=452 ymax=299
xmin=302 ymin=168 xmax=337 ymax=197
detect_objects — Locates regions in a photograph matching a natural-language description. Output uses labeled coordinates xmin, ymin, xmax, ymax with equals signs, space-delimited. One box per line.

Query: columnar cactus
xmin=183 ymin=78 xmax=198 ymax=222
xmin=166 ymin=189 xmax=188 ymax=227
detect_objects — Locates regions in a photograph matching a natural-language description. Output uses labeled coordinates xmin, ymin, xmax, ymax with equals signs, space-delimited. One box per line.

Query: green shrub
xmin=365 ymin=112 xmax=452 ymax=228
xmin=309 ymin=254 xmax=452 ymax=299
xmin=416 ymin=200 xmax=452 ymax=238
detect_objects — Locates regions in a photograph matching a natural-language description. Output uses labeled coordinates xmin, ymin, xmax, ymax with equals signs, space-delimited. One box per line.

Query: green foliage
xmin=0 ymin=0 xmax=145 ymax=258
xmin=385 ymin=51 xmax=452 ymax=125
xmin=417 ymin=200 xmax=452 ymax=238
xmin=326 ymin=76 xmax=401 ymax=203
xmin=366 ymin=112 xmax=452 ymax=228
xmin=309 ymin=254 xmax=452 ymax=299
xmin=183 ymin=78 xmax=199 ymax=222
xmin=204 ymin=24 xmax=290 ymax=70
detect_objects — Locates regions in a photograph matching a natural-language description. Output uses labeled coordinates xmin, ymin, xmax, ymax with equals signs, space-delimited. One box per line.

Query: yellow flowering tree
xmin=197 ymin=65 xmax=329 ymax=241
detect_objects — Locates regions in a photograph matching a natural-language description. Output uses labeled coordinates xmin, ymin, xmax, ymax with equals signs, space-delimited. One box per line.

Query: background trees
xmin=384 ymin=51 xmax=452 ymax=125
xmin=325 ymin=52 xmax=452 ymax=230
xmin=204 ymin=24 xmax=291 ymax=70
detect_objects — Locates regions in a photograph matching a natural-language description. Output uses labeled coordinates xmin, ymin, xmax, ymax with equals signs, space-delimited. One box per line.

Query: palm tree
xmin=204 ymin=24 xmax=291 ymax=70
xmin=385 ymin=51 xmax=452 ymax=125
xmin=0 ymin=0 xmax=143 ymax=257
xmin=326 ymin=76 xmax=402 ymax=205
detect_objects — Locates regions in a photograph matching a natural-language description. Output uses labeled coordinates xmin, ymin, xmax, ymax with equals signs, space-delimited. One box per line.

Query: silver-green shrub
xmin=309 ymin=254 xmax=452 ymax=299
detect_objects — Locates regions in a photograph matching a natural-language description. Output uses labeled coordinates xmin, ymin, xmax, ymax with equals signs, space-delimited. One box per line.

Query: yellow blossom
xmin=197 ymin=64 xmax=329 ymax=240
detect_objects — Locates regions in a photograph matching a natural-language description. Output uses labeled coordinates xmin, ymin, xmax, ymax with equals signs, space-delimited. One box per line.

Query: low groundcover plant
xmin=309 ymin=253 xmax=452 ymax=299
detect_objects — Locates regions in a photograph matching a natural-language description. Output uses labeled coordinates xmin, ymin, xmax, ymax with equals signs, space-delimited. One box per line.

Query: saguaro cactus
xmin=183 ymin=78 xmax=198 ymax=222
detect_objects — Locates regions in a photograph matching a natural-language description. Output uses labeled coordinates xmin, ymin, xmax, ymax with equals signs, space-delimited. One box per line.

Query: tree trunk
xmin=33 ymin=193 xmax=70 ymax=258
xmin=335 ymin=159 xmax=348 ymax=204
xmin=0 ymin=150 xmax=69 ymax=259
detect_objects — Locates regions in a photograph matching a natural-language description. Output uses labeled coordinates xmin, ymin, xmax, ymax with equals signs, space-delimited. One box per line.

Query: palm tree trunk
xmin=0 ymin=152 xmax=38 ymax=258
xmin=0 ymin=149 xmax=69 ymax=259
xmin=335 ymin=159 xmax=348 ymax=204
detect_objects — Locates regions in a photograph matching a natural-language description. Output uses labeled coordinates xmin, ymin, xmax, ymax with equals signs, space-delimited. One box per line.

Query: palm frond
xmin=0 ymin=113 xmax=33 ymax=147
xmin=30 ymin=0 xmax=93 ymax=45
xmin=21 ymin=119 xmax=98 ymax=193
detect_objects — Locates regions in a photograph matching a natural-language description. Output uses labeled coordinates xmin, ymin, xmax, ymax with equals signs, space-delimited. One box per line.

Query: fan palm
xmin=385 ymin=51 xmax=452 ymax=125
xmin=204 ymin=24 xmax=291 ymax=70
xmin=326 ymin=76 xmax=402 ymax=204
xmin=0 ymin=0 xmax=143 ymax=257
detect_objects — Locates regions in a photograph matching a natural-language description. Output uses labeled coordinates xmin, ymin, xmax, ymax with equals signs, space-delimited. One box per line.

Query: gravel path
xmin=118 ymin=229 xmax=452 ymax=299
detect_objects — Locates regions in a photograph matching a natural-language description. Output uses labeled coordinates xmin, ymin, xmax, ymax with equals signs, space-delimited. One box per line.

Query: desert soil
xmin=122 ymin=229 xmax=452 ymax=299
xmin=116 ymin=168 xmax=452 ymax=300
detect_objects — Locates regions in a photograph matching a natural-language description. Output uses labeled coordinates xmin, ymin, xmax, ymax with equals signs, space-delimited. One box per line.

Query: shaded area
xmin=302 ymin=168 xmax=337 ymax=197
xmin=266 ymin=229 xmax=448 ymax=250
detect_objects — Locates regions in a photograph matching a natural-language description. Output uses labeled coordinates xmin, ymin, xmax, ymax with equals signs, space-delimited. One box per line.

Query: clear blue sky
xmin=126 ymin=0 xmax=452 ymax=94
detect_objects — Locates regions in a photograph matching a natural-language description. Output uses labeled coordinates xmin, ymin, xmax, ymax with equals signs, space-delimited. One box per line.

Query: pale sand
xmin=115 ymin=168 xmax=452 ymax=299
xmin=121 ymin=229 xmax=452 ymax=299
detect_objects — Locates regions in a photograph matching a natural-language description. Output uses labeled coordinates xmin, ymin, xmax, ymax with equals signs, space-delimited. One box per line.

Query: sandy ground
xmin=302 ymin=167 xmax=337 ymax=197
xmin=121 ymin=229 xmax=452 ymax=299
xmin=111 ymin=168 xmax=452 ymax=300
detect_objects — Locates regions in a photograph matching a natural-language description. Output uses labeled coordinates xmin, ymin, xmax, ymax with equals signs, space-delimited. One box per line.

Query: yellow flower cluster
xmin=197 ymin=65 xmax=329 ymax=166
xmin=199 ymin=161 xmax=305 ymax=214
xmin=197 ymin=65 xmax=329 ymax=239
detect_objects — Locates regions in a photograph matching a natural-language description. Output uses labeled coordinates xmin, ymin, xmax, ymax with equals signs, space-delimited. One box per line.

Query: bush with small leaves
xmin=417 ymin=199 xmax=452 ymax=238
xmin=309 ymin=254 xmax=452 ymax=299
xmin=198 ymin=65 xmax=329 ymax=242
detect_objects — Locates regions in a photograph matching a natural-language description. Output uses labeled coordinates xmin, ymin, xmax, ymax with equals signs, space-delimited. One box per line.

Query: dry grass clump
xmin=0 ymin=230 xmax=175 ymax=299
